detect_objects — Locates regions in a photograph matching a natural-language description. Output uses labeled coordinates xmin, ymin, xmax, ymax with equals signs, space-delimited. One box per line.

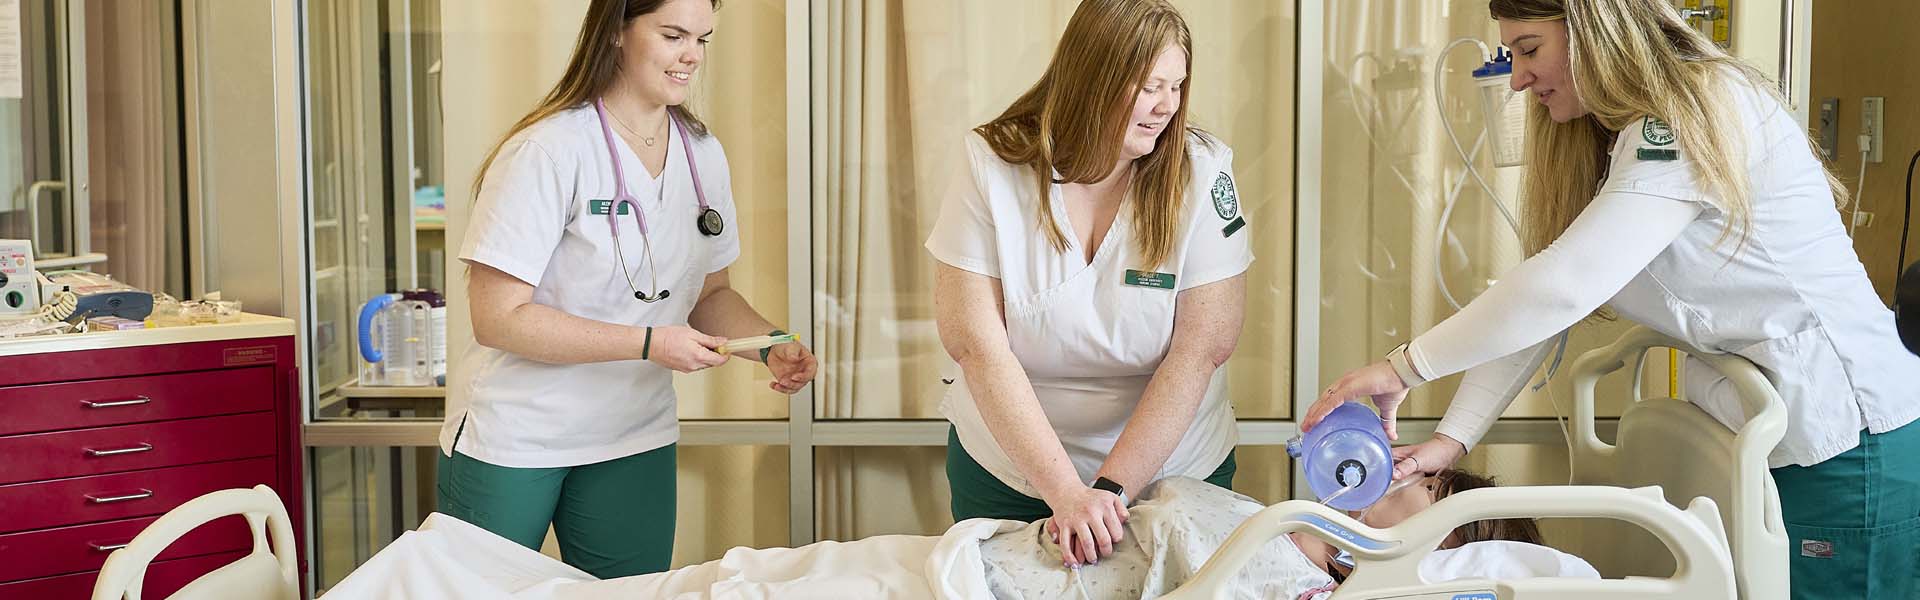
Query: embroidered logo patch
xmin=1210 ymin=172 xmax=1239 ymax=220
xmin=1642 ymin=117 xmax=1676 ymax=146
xmin=1800 ymin=539 xmax=1834 ymax=559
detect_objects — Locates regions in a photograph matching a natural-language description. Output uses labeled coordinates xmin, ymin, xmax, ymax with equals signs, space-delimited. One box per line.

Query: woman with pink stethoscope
xmin=440 ymin=0 xmax=816 ymax=578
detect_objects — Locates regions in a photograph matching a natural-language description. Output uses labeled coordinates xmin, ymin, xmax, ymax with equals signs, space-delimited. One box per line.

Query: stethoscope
xmin=593 ymin=98 xmax=724 ymax=302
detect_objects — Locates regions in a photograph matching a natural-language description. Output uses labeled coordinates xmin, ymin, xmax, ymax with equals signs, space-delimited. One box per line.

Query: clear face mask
xmin=1327 ymin=473 xmax=1432 ymax=572
xmin=1353 ymin=473 xmax=1431 ymax=524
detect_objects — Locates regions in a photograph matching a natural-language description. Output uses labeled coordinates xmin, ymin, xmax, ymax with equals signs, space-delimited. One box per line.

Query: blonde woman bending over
xmin=1303 ymin=1 xmax=1919 ymax=598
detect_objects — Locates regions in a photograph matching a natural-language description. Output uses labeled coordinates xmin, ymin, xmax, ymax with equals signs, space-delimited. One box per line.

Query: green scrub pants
xmin=946 ymin=426 xmax=1237 ymax=521
xmin=1772 ymin=421 xmax=1920 ymax=599
xmin=435 ymin=422 xmax=677 ymax=578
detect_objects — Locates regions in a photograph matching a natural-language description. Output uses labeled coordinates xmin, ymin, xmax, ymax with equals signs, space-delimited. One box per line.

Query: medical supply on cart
xmin=401 ymin=289 xmax=448 ymax=382
xmin=0 ymin=240 xmax=39 ymax=315
xmin=87 ymin=316 xmax=146 ymax=331
xmin=358 ymin=293 xmax=438 ymax=387
xmin=49 ymin=271 xmax=154 ymax=321
xmin=145 ymin=293 xmax=242 ymax=327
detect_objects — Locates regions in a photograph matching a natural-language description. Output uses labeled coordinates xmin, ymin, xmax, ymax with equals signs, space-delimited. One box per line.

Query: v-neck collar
xmin=1049 ymin=178 xmax=1132 ymax=269
xmin=603 ymin=109 xmax=676 ymax=195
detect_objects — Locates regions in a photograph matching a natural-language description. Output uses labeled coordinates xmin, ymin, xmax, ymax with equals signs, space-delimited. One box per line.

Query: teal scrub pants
xmin=436 ymin=422 xmax=677 ymax=578
xmin=946 ymin=426 xmax=1238 ymax=521
xmin=1772 ymin=421 xmax=1920 ymax=599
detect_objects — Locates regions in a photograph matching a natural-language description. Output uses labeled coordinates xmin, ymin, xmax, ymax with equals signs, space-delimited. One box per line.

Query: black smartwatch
xmin=1092 ymin=477 xmax=1127 ymax=505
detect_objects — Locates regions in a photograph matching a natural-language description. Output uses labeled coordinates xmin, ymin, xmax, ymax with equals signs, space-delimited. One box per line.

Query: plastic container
xmin=1288 ymin=402 xmax=1394 ymax=510
xmin=357 ymin=294 xmax=436 ymax=387
xmin=1473 ymin=47 xmax=1527 ymax=168
xmin=400 ymin=289 xmax=447 ymax=384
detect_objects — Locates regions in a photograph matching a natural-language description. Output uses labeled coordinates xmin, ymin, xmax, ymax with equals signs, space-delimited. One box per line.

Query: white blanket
xmin=324 ymin=482 xmax=1600 ymax=599
xmin=321 ymin=513 xmax=1024 ymax=600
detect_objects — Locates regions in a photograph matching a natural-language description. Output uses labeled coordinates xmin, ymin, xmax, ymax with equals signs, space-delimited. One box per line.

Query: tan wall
xmin=1811 ymin=0 xmax=1920 ymax=302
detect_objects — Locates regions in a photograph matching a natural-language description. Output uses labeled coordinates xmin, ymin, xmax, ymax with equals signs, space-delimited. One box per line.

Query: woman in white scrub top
xmin=929 ymin=0 xmax=1252 ymax=570
xmin=1305 ymin=1 xmax=1919 ymax=597
xmin=440 ymin=0 xmax=816 ymax=578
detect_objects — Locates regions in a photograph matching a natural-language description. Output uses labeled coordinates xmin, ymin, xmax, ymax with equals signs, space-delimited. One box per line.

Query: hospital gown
xmin=979 ymin=477 xmax=1336 ymax=599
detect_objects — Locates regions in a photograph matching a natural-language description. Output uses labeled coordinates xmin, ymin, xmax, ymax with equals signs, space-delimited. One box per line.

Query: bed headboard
xmin=1565 ymin=326 xmax=1788 ymax=600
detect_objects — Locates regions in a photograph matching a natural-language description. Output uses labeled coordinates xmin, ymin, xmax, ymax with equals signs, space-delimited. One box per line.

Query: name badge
xmin=588 ymin=199 xmax=632 ymax=215
xmin=1636 ymin=147 xmax=1678 ymax=161
xmin=1124 ymin=269 xmax=1176 ymax=290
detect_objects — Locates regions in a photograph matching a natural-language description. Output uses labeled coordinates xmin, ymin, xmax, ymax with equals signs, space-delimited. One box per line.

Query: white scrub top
xmin=926 ymin=130 xmax=1254 ymax=497
xmin=443 ymin=105 xmax=741 ymax=469
xmin=1420 ymin=71 xmax=1920 ymax=468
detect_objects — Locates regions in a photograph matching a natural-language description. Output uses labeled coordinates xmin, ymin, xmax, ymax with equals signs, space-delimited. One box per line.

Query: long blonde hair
xmin=472 ymin=0 xmax=718 ymax=197
xmin=975 ymin=0 xmax=1200 ymax=269
xmin=1490 ymin=0 xmax=1848 ymax=255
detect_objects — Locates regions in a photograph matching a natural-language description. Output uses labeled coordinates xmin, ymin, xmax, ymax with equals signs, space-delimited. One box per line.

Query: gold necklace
xmin=607 ymin=106 xmax=666 ymax=147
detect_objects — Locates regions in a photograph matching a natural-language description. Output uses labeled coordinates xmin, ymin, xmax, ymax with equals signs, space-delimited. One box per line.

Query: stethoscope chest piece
xmin=697 ymin=207 xmax=724 ymax=237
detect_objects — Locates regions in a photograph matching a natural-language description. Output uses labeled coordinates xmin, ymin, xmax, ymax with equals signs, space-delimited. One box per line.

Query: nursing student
xmin=928 ymin=0 xmax=1253 ymax=569
xmin=1305 ymin=1 xmax=1920 ymax=597
xmin=440 ymin=0 xmax=816 ymax=578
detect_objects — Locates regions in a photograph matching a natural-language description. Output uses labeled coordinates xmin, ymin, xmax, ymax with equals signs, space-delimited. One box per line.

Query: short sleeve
xmin=925 ymin=135 xmax=1001 ymax=278
xmin=460 ymin=139 xmax=572 ymax=286
xmin=1598 ymin=115 xmax=1719 ymax=214
xmin=1177 ymin=144 xmax=1254 ymax=290
xmin=702 ymin=141 xmax=742 ymax=274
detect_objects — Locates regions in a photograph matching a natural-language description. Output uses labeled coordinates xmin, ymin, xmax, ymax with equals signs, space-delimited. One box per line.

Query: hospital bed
xmin=1165 ymin=325 xmax=1789 ymax=599
xmin=320 ymin=326 xmax=1788 ymax=599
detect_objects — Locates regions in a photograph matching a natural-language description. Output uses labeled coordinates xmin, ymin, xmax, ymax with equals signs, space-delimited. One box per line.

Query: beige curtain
xmin=812 ymin=0 xmax=1297 ymax=540
xmin=84 ymin=0 xmax=180 ymax=294
xmin=667 ymin=0 xmax=794 ymax=566
xmin=1316 ymin=0 xmax=1653 ymax=423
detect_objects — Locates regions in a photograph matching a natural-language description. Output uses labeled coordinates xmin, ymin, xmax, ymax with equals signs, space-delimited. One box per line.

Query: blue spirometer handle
xmin=358 ymin=294 xmax=395 ymax=363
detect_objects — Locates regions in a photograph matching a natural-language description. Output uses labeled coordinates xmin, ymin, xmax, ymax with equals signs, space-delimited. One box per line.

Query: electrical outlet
xmin=1863 ymin=97 xmax=1885 ymax=164
xmin=1818 ymin=98 xmax=1841 ymax=161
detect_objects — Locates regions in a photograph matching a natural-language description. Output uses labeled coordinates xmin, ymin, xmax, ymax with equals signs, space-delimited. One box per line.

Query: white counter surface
xmin=0 ymin=313 xmax=296 ymax=357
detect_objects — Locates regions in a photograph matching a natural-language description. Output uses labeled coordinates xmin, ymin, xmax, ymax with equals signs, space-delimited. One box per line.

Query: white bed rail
xmin=1166 ymin=325 xmax=1789 ymax=599
xmin=1162 ymin=484 xmax=1735 ymax=600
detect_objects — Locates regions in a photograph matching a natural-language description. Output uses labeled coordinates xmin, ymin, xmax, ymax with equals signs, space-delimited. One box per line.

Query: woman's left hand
xmin=1301 ymin=360 xmax=1410 ymax=441
xmin=765 ymin=342 xmax=818 ymax=394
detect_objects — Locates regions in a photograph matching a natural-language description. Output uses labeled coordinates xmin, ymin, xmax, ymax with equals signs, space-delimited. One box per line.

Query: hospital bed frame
xmin=1164 ymin=326 xmax=1789 ymax=599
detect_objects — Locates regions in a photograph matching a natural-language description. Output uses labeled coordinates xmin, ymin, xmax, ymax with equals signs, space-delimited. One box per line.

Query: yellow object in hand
xmin=717 ymin=333 xmax=798 ymax=355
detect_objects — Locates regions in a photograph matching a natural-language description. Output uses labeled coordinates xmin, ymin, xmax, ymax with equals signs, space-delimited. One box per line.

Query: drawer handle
xmin=84 ymin=443 xmax=155 ymax=457
xmin=85 ymin=489 xmax=155 ymax=504
xmin=81 ymin=396 xmax=153 ymax=409
xmin=88 ymin=540 xmax=131 ymax=553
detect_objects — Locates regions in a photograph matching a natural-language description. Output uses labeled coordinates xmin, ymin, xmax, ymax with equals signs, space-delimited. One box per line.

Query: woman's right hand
xmin=1391 ymin=434 xmax=1469 ymax=480
xmin=644 ymin=326 xmax=729 ymax=373
xmin=1043 ymin=486 xmax=1129 ymax=568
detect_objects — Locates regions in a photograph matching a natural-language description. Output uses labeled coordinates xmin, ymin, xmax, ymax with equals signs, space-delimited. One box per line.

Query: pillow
xmin=1418 ymin=540 xmax=1601 ymax=583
